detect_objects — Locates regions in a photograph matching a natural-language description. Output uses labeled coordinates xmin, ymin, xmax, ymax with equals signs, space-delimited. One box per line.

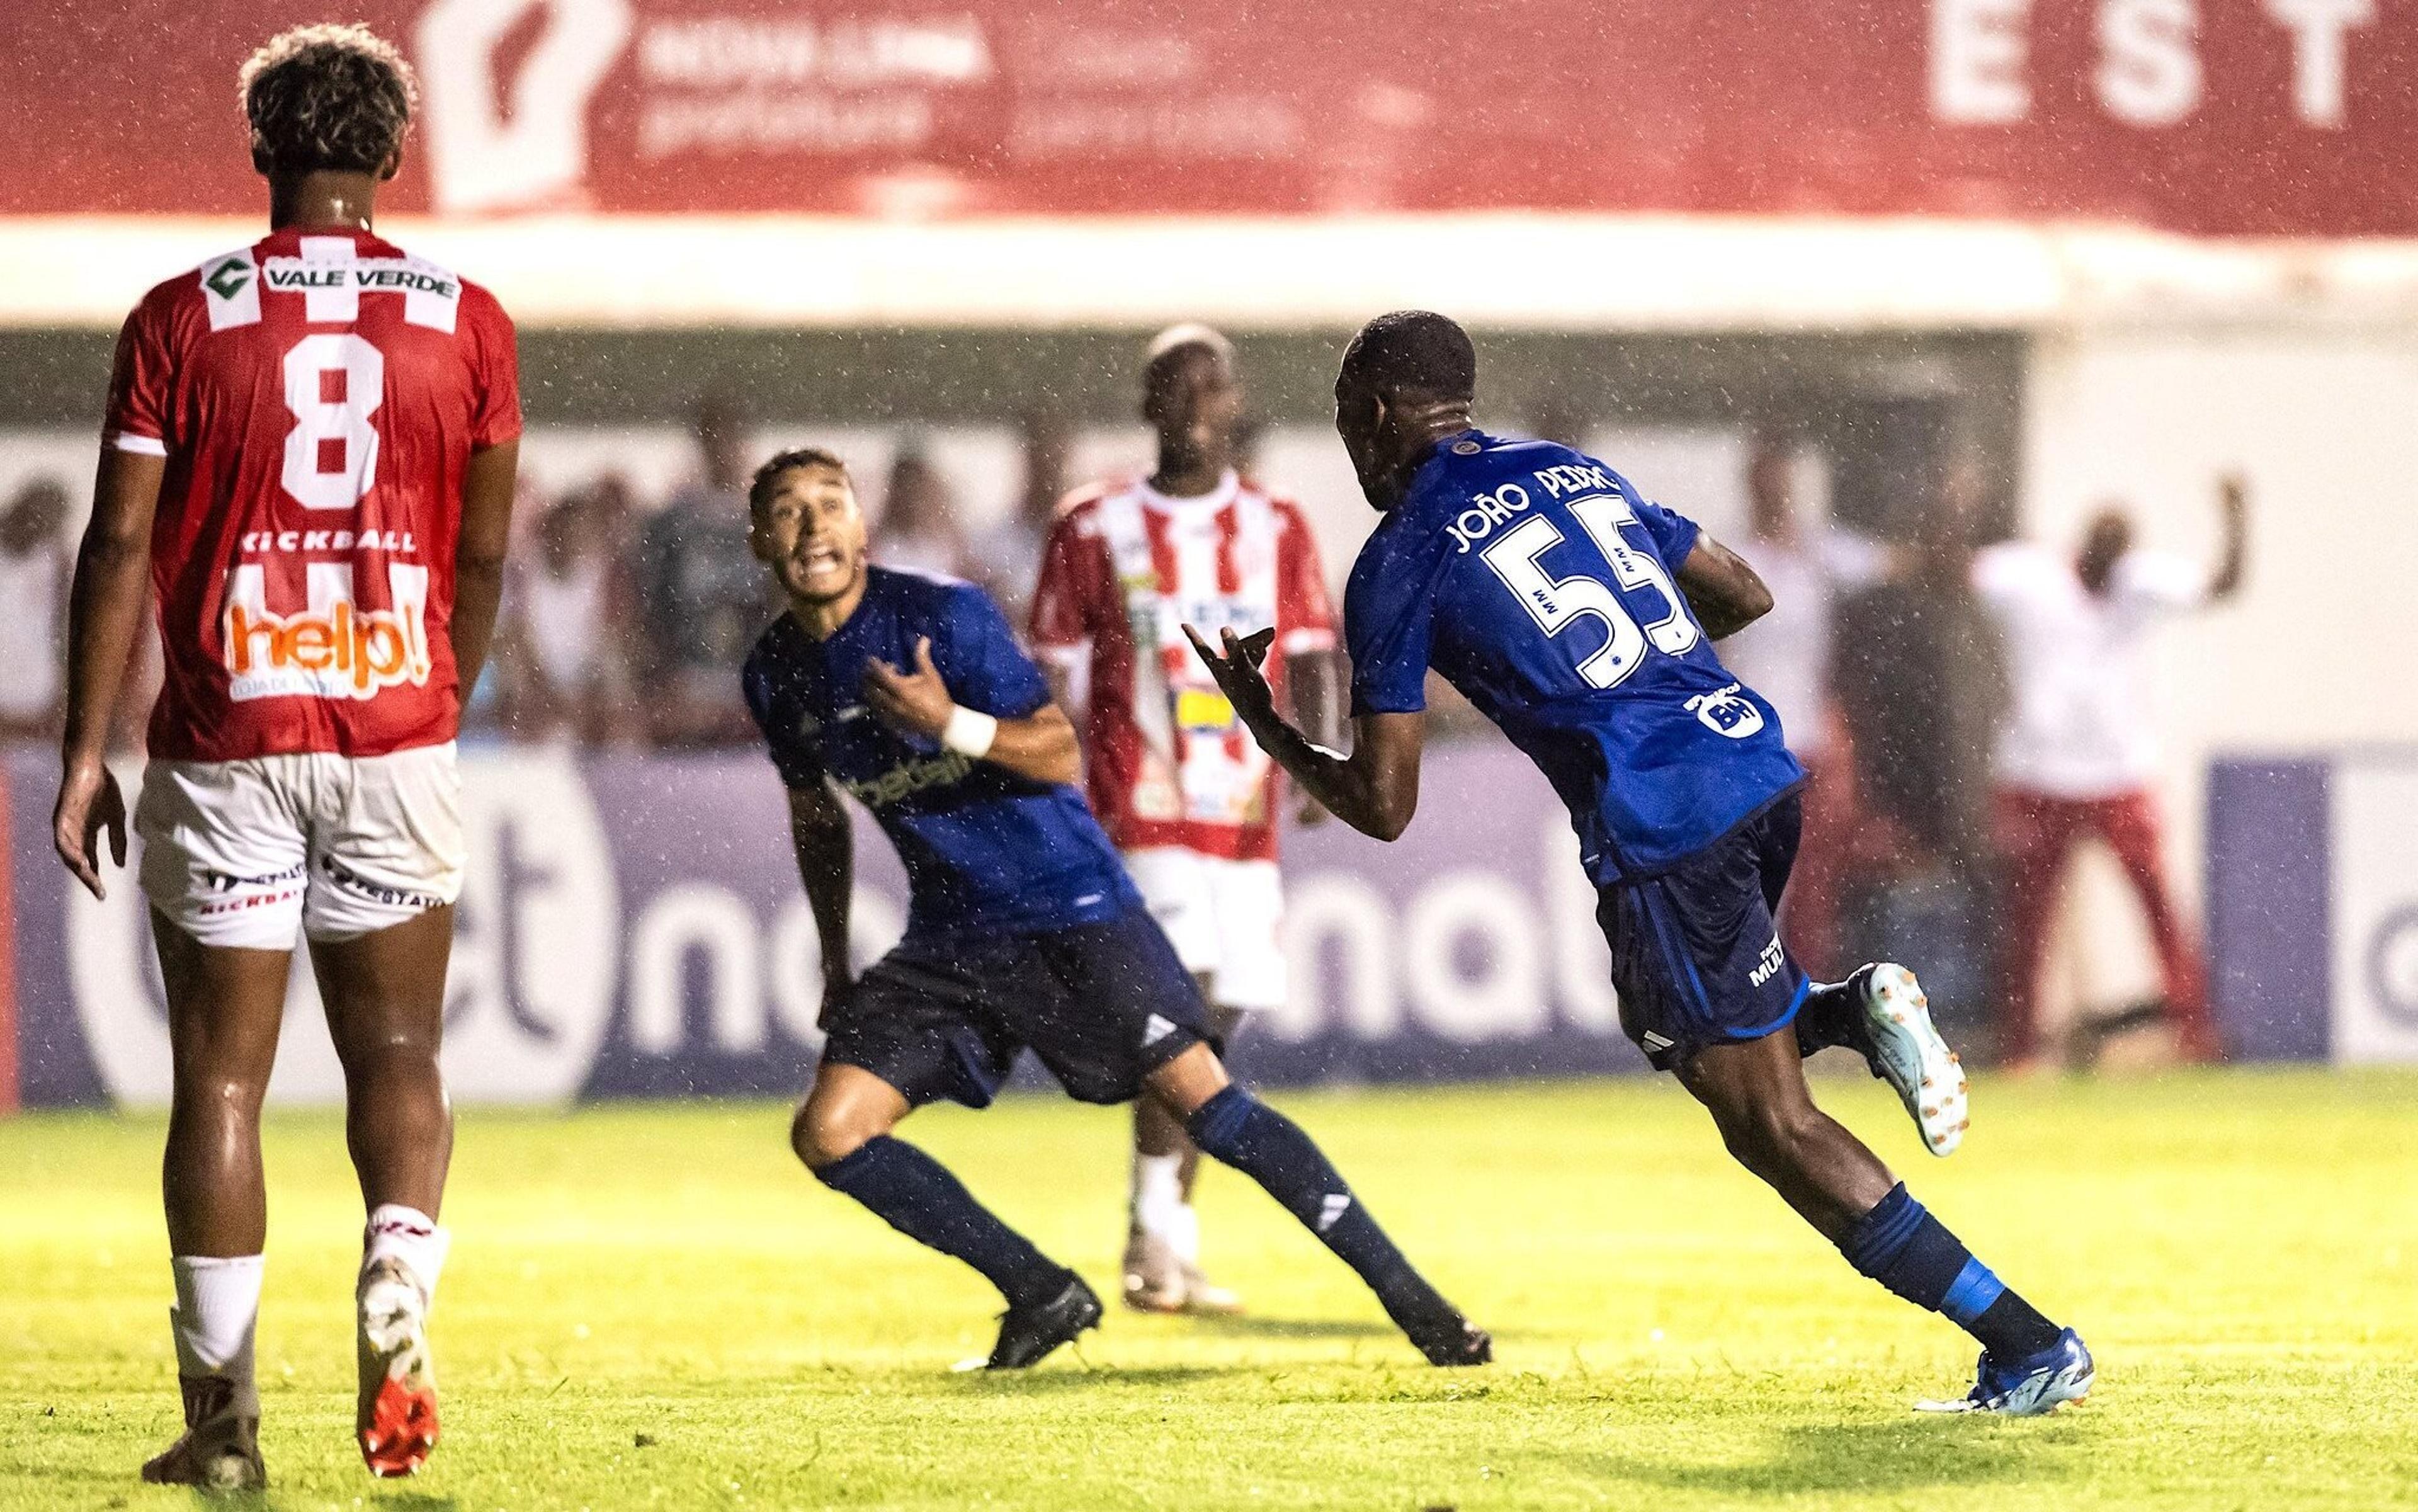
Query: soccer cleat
xmin=1404 ymin=1314 xmax=1494 ymax=1368
xmin=986 ymin=1273 xmax=1103 ymax=1369
xmin=1176 ymin=1260 xmax=1244 ymax=1317
xmin=1851 ymin=963 xmax=1970 ymax=1157
xmin=1121 ymin=1229 xmax=1188 ymax=1314
xmin=1916 ymin=1327 xmax=2095 ymax=1416
xmin=140 ymin=1374 xmax=264 ymax=1491
xmin=1122 ymin=1229 xmax=1245 ymax=1316
xmin=356 ymin=1256 xmax=440 ymax=1477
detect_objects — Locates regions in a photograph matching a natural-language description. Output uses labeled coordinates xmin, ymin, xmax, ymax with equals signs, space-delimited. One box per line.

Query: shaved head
xmin=1338 ymin=310 xmax=1476 ymax=405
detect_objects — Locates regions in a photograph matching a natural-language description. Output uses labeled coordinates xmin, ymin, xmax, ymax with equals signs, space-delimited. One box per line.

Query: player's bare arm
xmin=864 ymin=635 xmax=1082 ymax=786
xmin=1674 ymin=533 xmax=1776 ymax=640
xmin=2210 ymin=472 xmax=2250 ymax=602
xmin=448 ymin=440 xmax=521 ymax=694
xmin=1185 ymin=625 xmax=1425 ymax=842
xmin=1284 ymin=647 xmax=1346 ymax=824
xmin=785 ymin=778 xmax=856 ymax=1008
xmin=52 ymin=445 xmax=166 ymax=899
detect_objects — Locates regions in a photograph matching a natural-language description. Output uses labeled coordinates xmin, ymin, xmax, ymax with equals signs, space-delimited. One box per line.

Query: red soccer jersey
xmin=102 ymin=227 xmax=520 ymax=762
xmin=1029 ymin=472 xmax=1336 ymax=861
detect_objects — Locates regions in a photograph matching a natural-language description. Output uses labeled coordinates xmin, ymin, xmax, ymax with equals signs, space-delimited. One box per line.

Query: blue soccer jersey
xmin=1346 ymin=431 xmax=1805 ymax=883
xmin=742 ymin=567 xmax=1142 ymax=938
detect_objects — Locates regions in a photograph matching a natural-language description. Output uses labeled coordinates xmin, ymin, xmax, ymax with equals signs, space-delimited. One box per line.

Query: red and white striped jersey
xmin=1029 ymin=471 xmax=1336 ymax=861
xmin=103 ymin=227 xmax=520 ymax=762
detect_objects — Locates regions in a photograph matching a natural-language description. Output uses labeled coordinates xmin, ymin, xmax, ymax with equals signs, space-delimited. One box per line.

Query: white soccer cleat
xmin=140 ymin=1374 xmax=264 ymax=1491
xmin=1858 ymin=963 xmax=1970 ymax=1157
xmin=356 ymin=1256 xmax=440 ymax=1477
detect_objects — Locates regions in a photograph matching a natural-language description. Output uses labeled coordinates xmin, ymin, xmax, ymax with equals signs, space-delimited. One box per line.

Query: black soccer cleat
xmin=985 ymin=1273 xmax=1103 ymax=1370
xmin=1408 ymin=1315 xmax=1494 ymax=1368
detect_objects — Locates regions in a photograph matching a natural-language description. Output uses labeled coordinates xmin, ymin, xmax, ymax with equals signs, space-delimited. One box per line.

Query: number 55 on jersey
xmin=1343 ymin=433 xmax=1803 ymax=883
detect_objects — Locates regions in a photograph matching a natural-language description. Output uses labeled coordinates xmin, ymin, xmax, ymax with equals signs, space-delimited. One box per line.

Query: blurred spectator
xmin=871 ymin=442 xmax=967 ymax=577
xmin=631 ymin=394 xmax=769 ymax=746
xmin=1720 ymin=440 xmax=1904 ymax=978
xmin=499 ymin=483 xmax=639 ymax=746
xmin=1836 ymin=459 xmax=2004 ymax=874
xmin=968 ymin=413 xmax=1072 ymax=629
xmin=0 ymin=478 xmax=71 ymax=741
xmin=1970 ymin=476 xmax=2249 ymax=1068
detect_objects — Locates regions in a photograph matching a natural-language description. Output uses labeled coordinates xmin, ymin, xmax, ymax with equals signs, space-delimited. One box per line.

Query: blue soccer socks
xmin=1841 ymin=1183 xmax=2062 ymax=1360
xmin=815 ymin=1136 xmax=1068 ymax=1307
xmin=1186 ymin=1086 xmax=1453 ymax=1330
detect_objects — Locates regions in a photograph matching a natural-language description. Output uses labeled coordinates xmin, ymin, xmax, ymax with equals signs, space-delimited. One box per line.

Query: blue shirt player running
xmin=739 ymin=446 xmax=1488 ymax=1370
xmin=1188 ymin=312 xmax=2094 ymax=1416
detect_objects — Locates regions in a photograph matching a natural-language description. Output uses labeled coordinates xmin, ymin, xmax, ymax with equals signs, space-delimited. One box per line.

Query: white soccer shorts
xmin=1121 ymin=847 xmax=1288 ymax=1014
xmin=135 ymin=742 xmax=465 ymax=950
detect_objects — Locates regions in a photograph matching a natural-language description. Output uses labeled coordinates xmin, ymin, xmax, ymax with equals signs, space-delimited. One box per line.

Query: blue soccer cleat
xmin=1916 ymin=1327 xmax=2096 ymax=1416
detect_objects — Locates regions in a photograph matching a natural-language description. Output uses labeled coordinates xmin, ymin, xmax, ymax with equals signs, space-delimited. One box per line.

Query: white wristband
xmin=941 ymin=705 xmax=999 ymax=759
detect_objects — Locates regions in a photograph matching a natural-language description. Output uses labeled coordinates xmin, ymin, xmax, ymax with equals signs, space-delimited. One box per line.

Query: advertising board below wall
xmin=2 ymin=743 xmax=1651 ymax=1110
xmin=2206 ymin=753 xmax=2418 ymax=1067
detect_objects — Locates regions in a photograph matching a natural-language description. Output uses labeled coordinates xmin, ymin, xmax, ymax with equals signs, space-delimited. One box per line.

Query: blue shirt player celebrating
xmin=740 ymin=446 xmax=1487 ymax=1370
xmin=1188 ymin=312 xmax=2094 ymax=1416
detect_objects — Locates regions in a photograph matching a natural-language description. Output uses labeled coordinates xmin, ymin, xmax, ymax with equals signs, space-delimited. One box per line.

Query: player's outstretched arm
xmin=1185 ymin=625 xmax=1424 ymax=842
xmin=786 ymin=779 xmax=856 ymax=1008
xmin=449 ymin=440 xmax=521 ymax=696
xmin=1674 ymin=533 xmax=1776 ymax=640
xmin=52 ymin=446 xmax=165 ymax=900
xmin=865 ymin=636 xmax=1082 ymax=786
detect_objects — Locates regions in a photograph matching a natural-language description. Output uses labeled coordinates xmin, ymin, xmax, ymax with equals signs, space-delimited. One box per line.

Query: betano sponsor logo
xmin=841 ymin=749 xmax=973 ymax=809
xmin=222 ymin=561 xmax=432 ymax=702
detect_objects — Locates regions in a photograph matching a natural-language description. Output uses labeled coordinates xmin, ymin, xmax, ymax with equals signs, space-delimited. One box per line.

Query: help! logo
xmin=222 ymin=561 xmax=432 ymax=702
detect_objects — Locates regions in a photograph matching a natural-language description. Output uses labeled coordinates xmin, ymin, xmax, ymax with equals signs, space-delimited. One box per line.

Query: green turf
xmin=4 ymin=1069 xmax=2416 ymax=1510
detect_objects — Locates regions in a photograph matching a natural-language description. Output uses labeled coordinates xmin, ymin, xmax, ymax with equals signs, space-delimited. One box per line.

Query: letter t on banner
xmin=2266 ymin=0 xmax=2374 ymax=127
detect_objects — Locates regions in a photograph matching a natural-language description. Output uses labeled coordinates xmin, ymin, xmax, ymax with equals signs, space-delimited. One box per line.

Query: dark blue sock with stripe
xmin=1841 ymin=1183 xmax=2062 ymax=1360
xmin=1186 ymin=1086 xmax=1454 ymax=1333
xmin=815 ymin=1136 xmax=1069 ymax=1308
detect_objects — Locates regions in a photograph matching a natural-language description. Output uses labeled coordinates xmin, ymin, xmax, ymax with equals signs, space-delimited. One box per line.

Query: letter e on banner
xmin=1932 ymin=0 xmax=2032 ymax=123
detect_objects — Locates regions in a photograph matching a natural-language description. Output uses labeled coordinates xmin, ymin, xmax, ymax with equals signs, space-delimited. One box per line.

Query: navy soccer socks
xmin=1184 ymin=1086 xmax=1455 ymax=1332
xmin=1842 ymin=1183 xmax=2062 ymax=1360
xmin=815 ymin=1136 xmax=1069 ymax=1308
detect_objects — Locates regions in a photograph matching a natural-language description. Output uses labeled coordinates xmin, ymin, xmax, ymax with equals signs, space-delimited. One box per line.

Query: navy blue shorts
xmin=1597 ymin=791 xmax=1810 ymax=1072
xmin=822 ymin=906 xmax=1216 ymax=1108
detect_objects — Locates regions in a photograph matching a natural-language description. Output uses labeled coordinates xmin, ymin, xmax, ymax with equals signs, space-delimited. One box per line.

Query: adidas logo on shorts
xmin=1142 ymin=1014 xmax=1178 ymax=1047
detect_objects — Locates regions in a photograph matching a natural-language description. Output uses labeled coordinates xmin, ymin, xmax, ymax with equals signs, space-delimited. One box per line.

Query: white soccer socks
xmin=362 ymin=1204 xmax=450 ymax=1307
xmin=1131 ymin=1154 xmax=1194 ymax=1260
xmin=168 ymin=1254 xmax=264 ymax=1418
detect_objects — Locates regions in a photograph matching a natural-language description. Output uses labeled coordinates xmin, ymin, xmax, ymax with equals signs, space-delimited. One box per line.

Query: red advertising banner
xmin=8 ymin=0 xmax=2415 ymax=234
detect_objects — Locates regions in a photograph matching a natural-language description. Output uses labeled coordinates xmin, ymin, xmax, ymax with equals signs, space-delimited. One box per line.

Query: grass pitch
xmin=4 ymin=1069 xmax=2416 ymax=1511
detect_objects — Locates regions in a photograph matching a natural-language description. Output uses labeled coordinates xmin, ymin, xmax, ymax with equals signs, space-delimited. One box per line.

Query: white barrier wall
xmin=2022 ymin=321 xmax=2418 ymax=999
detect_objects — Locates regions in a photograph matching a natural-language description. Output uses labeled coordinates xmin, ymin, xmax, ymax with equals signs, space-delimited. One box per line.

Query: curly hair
xmin=239 ymin=23 xmax=417 ymax=177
